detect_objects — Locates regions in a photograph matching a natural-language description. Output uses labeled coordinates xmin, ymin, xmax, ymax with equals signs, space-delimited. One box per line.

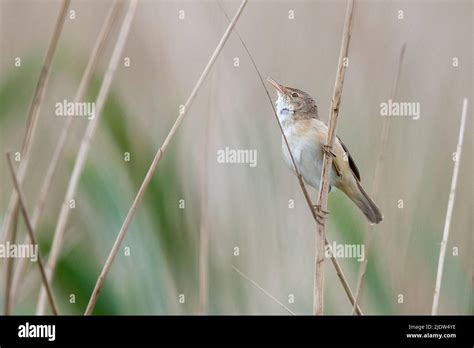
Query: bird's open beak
xmin=266 ymin=77 xmax=288 ymax=95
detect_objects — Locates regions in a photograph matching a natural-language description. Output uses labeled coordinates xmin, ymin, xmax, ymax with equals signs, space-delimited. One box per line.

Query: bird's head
xmin=267 ymin=77 xmax=319 ymax=123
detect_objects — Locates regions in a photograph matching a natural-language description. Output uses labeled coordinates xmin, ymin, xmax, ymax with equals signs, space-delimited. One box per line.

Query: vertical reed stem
xmin=432 ymin=98 xmax=468 ymax=315
xmin=313 ymin=0 xmax=355 ymax=315
xmin=216 ymin=0 xmax=362 ymax=315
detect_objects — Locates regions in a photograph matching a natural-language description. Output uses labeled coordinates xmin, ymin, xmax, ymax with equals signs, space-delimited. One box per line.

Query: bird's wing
xmin=336 ymin=136 xmax=361 ymax=182
xmin=308 ymin=118 xmax=361 ymax=182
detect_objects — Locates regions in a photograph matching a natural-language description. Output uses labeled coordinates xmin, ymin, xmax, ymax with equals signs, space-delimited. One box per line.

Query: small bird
xmin=267 ymin=77 xmax=383 ymax=224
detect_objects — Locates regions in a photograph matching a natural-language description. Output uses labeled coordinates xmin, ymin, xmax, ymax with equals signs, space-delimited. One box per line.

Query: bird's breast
xmin=280 ymin=124 xmax=337 ymax=190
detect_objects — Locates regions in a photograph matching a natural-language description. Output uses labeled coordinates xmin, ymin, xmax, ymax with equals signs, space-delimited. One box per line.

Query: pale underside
xmin=280 ymin=117 xmax=360 ymax=198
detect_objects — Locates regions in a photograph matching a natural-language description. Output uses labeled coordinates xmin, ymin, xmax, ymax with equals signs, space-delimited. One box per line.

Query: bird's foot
xmin=320 ymin=144 xmax=336 ymax=158
xmin=313 ymin=204 xmax=330 ymax=223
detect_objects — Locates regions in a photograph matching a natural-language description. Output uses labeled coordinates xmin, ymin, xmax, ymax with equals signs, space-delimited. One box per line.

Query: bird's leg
xmin=313 ymin=204 xmax=330 ymax=223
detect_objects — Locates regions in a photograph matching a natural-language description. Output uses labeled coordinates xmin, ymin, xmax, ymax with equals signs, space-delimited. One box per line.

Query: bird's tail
xmin=351 ymin=181 xmax=383 ymax=225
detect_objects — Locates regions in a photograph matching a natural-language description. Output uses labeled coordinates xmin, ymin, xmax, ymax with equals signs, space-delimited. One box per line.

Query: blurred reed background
xmin=0 ymin=0 xmax=472 ymax=315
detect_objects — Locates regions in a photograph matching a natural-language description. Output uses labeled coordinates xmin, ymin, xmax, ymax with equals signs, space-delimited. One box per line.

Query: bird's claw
xmin=313 ymin=204 xmax=330 ymax=223
xmin=320 ymin=144 xmax=336 ymax=158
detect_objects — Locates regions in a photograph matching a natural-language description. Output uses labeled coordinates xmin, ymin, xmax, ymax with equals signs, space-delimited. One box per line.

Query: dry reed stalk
xmin=431 ymin=98 xmax=468 ymax=315
xmin=5 ymin=153 xmax=58 ymax=315
xmin=351 ymin=43 xmax=406 ymax=315
xmin=36 ymin=0 xmax=138 ymax=314
xmin=313 ymin=0 xmax=355 ymax=315
xmin=198 ymin=72 xmax=216 ymax=315
xmin=10 ymin=0 xmax=122 ymax=307
xmin=216 ymin=0 xmax=362 ymax=316
xmin=1 ymin=0 xmax=69 ymax=244
xmin=84 ymin=0 xmax=248 ymax=315
xmin=1 ymin=0 xmax=69 ymax=313
xmin=232 ymin=266 xmax=296 ymax=315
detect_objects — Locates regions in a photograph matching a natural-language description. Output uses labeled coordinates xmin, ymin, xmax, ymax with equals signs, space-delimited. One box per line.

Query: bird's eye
xmin=291 ymin=92 xmax=299 ymax=98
